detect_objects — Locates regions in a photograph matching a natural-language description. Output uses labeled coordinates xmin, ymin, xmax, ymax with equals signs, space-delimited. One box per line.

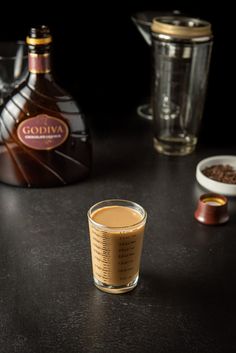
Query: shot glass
xmin=87 ymin=199 xmax=147 ymax=294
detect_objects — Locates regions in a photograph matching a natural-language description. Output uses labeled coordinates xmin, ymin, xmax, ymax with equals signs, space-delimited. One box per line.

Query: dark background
xmin=0 ymin=5 xmax=236 ymax=352
xmin=0 ymin=2 xmax=234 ymax=147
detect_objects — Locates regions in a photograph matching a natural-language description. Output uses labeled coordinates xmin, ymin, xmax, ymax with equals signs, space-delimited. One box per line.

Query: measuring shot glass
xmin=87 ymin=199 xmax=147 ymax=294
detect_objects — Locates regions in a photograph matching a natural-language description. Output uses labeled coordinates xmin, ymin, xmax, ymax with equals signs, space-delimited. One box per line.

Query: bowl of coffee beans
xmin=196 ymin=155 xmax=236 ymax=196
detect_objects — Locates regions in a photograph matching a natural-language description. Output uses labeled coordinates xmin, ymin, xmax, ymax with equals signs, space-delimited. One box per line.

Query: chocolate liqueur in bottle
xmin=0 ymin=25 xmax=91 ymax=187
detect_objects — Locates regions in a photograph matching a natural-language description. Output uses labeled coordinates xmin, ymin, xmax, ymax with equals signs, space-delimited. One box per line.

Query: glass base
xmin=94 ymin=276 xmax=139 ymax=294
xmin=154 ymin=136 xmax=196 ymax=156
xmin=137 ymin=104 xmax=153 ymax=120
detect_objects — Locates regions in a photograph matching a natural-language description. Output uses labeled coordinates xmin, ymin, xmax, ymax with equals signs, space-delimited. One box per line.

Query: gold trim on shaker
xmin=151 ymin=16 xmax=212 ymax=39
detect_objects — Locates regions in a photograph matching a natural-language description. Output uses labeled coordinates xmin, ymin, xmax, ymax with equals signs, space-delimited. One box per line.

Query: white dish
xmin=196 ymin=155 xmax=236 ymax=196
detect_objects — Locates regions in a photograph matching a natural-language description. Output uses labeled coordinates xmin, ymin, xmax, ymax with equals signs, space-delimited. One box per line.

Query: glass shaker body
xmin=151 ymin=17 xmax=213 ymax=155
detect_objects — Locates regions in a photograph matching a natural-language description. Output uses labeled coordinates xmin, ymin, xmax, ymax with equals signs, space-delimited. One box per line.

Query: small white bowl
xmin=196 ymin=155 xmax=236 ymax=196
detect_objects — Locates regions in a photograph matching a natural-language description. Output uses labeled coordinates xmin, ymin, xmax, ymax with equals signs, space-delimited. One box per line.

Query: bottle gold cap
xmin=26 ymin=36 xmax=52 ymax=45
xmin=151 ymin=16 xmax=212 ymax=38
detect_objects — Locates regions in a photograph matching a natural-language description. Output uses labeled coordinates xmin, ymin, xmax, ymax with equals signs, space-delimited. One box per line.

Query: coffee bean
xmin=202 ymin=164 xmax=236 ymax=184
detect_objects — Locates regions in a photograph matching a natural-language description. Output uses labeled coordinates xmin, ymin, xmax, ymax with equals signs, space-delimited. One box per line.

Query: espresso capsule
xmin=194 ymin=193 xmax=229 ymax=225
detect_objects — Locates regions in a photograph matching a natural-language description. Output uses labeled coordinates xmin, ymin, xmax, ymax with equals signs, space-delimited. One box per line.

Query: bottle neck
xmin=28 ymin=52 xmax=51 ymax=74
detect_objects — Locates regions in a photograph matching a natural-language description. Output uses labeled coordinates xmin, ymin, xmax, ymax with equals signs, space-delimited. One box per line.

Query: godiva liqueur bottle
xmin=0 ymin=25 xmax=91 ymax=187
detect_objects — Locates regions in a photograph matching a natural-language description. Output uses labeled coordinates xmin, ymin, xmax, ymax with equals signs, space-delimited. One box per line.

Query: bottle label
xmin=29 ymin=53 xmax=51 ymax=73
xmin=17 ymin=114 xmax=69 ymax=150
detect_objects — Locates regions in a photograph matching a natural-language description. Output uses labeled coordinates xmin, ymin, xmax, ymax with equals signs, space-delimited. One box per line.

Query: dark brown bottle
xmin=0 ymin=25 xmax=91 ymax=187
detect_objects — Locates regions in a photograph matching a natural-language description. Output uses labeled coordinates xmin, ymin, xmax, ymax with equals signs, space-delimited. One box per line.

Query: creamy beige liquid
xmin=89 ymin=206 xmax=145 ymax=287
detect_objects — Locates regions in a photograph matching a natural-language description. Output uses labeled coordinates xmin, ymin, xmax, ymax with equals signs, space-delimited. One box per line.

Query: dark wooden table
xmin=1 ymin=123 xmax=235 ymax=353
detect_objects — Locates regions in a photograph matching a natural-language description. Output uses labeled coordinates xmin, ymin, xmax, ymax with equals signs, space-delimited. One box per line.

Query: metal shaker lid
xmin=151 ymin=16 xmax=212 ymax=39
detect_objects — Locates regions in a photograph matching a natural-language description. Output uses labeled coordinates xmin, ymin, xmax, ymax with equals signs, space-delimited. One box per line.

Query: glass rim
xmin=0 ymin=40 xmax=27 ymax=60
xmin=87 ymin=199 xmax=147 ymax=231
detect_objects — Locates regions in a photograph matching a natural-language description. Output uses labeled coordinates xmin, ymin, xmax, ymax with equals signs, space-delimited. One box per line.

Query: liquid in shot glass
xmin=87 ymin=199 xmax=147 ymax=294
